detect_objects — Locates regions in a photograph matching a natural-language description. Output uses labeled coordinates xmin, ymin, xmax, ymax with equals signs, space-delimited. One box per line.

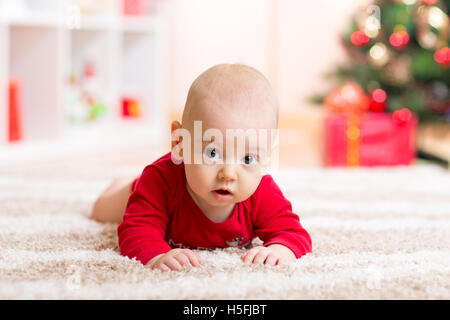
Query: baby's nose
xmin=217 ymin=165 xmax=237 ymax=182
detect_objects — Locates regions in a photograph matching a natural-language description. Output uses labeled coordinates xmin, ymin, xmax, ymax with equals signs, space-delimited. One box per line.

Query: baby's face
xmin=180 ymin=95 xmax=277 ymax=208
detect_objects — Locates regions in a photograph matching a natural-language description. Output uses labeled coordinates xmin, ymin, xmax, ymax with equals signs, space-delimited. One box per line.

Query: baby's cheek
xmin=186 ymin=165 xmax=214 ymax=193
xmin=185 ymin=165 xmax=200 ymax=192
xmin=238 ymin=172 xmax=262 ymax=200
xmin=202 ymin=167 xmax=218 ymax=189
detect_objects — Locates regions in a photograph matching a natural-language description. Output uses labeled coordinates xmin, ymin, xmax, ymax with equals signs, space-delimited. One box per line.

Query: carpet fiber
xmin=0 ymin=158 xmax=449 ymax=299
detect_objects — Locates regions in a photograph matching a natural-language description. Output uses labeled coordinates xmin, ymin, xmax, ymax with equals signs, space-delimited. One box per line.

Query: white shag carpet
xmin=0 ymin=156 xmax=449 ymax=299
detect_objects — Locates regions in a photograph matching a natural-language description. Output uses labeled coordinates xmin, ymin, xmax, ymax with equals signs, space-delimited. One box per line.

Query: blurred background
xmin=0 ymin=0 xmax=448 ymax=169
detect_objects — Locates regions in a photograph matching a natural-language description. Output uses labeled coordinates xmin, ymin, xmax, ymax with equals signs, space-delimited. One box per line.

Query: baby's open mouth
xmin=212 ymin=188 xmax=233 ymax=201
xmin=214 ymin=189 xmax=232 ymax=195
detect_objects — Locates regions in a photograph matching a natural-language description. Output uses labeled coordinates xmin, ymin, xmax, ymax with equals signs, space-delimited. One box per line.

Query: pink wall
xmin=167 ymin=0 xmax=369 ymax=114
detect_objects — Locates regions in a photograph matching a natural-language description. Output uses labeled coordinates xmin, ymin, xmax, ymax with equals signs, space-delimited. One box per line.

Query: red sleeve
xmin=117 ymin=165 xmax=172 ymax=266
xmin=252 ymin=175 xmax=312 ymax=259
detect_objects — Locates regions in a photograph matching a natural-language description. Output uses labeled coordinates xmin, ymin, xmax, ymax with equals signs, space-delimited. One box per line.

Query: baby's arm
xmin=118 ymin=165 xmax=201 ymax=271
xmin=243 ymin=175 xmax=312 ymax=266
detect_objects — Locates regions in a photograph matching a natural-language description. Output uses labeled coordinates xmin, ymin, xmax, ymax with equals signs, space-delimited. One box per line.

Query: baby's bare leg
xmin=90 ymin=176 xmax=137 ymax=223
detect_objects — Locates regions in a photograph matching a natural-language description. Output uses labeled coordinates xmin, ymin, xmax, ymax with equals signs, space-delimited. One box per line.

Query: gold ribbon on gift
xmin=324 ymin=82 xmax=368 ymax=167
xmin=346 ymin=113 xmax=360 ymax=167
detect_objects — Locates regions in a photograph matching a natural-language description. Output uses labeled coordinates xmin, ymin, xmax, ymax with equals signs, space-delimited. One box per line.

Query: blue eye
xmin=205 ymin=148 xmax=220 ymax=160
xmin=242 ymin=155 xmax=256 ymax=165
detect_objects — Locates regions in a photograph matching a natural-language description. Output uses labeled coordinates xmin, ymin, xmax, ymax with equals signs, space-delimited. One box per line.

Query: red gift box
xmin=325 ymin=111 xmax=417 ymax=167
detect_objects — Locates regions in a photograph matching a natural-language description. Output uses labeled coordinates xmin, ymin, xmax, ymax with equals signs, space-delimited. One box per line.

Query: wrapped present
xmin=323 ymin=82 xmax=418 ymax=167
xmin=325 ymin=109 xmax=417 ymax=167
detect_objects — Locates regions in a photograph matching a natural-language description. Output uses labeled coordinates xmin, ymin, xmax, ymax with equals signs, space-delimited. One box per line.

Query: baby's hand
xmin=241 ymin=244 xmax=296 ymax=267
xmin=146 ymin=248 xmax=202 ymax=272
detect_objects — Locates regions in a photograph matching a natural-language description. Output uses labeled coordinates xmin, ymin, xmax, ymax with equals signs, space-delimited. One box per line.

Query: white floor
xmin=0 ymin=162 xmax=449 ymax=299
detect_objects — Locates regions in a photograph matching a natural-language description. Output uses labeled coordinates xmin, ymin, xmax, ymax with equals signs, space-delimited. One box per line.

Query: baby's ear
xmin=171 ymin=121 xmax=193 ymax=164
xmin=171 ymin=121 xmax=183 ymax=149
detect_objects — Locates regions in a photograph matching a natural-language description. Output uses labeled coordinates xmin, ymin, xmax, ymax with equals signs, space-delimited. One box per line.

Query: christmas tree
xmin=313 ymin=0 xmax=449 ymax=123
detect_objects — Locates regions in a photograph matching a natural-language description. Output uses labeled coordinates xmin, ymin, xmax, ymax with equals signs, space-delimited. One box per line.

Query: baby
xmin=90 ymin=64 xmax=312 ymax=272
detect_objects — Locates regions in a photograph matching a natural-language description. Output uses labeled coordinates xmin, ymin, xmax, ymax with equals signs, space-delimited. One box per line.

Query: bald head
xmin=182 ymin=64 xmax=279 ymax=129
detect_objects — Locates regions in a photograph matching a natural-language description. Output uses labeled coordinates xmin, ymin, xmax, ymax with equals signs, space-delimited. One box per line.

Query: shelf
xmin=0 ymin=0 xmax=64 ymax=27
xmin=9 ymin=24 xmax=63 ymax=140
xmin=5 ymin=14 xmax=63 ymax=28
xmin=3 ymin=14 xmax=160 ymax=32
xmin=77 ymin=15 xmax=117 ymax=31
xmin=121 ymin=15 xmax=160 ymax=33
xmin=0 ymin=0 xmax=168 ymax=146
xmin=0 ymin=22 xmax=7 ymax=143
xmin=0 ymin=120 xmax=167 ymax=166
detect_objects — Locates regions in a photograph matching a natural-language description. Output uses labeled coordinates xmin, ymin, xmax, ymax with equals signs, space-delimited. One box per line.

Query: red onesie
xmin=117 ymin=152 xmax=312 ymax=265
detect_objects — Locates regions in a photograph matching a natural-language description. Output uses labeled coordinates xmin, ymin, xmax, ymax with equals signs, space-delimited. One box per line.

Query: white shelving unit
xmin=0 ymin=17 xmax=8 ymax=144
xmin=0 ymin=0 xmax=168 ymax=150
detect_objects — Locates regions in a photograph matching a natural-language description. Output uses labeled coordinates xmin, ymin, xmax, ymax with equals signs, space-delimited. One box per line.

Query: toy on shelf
xmin=64 ymin=55 xmax=108 ymax=124
xmin=81 ymin=57 xmax=108 ymax=121
xmin=123 ymin=0 xmax=149 ymax=15
xmin=123 ymin=0 xmax=164 ymax=15
xmin=8 ymin=77 xmax=23 ymax=142
xmin=71 ymin=0 xmax=114 ymax=15
xmin=64 ymin=73 xmax=88 ymax=124
xmin=121 ymin=96 xmax=142 ymax=118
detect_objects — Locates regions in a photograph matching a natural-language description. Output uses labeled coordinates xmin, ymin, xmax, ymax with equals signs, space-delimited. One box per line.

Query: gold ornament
xmin=415 ymin=5 xmax=449 ymax=50
xmin=369 ymin=42 xmax=391 ymax=67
